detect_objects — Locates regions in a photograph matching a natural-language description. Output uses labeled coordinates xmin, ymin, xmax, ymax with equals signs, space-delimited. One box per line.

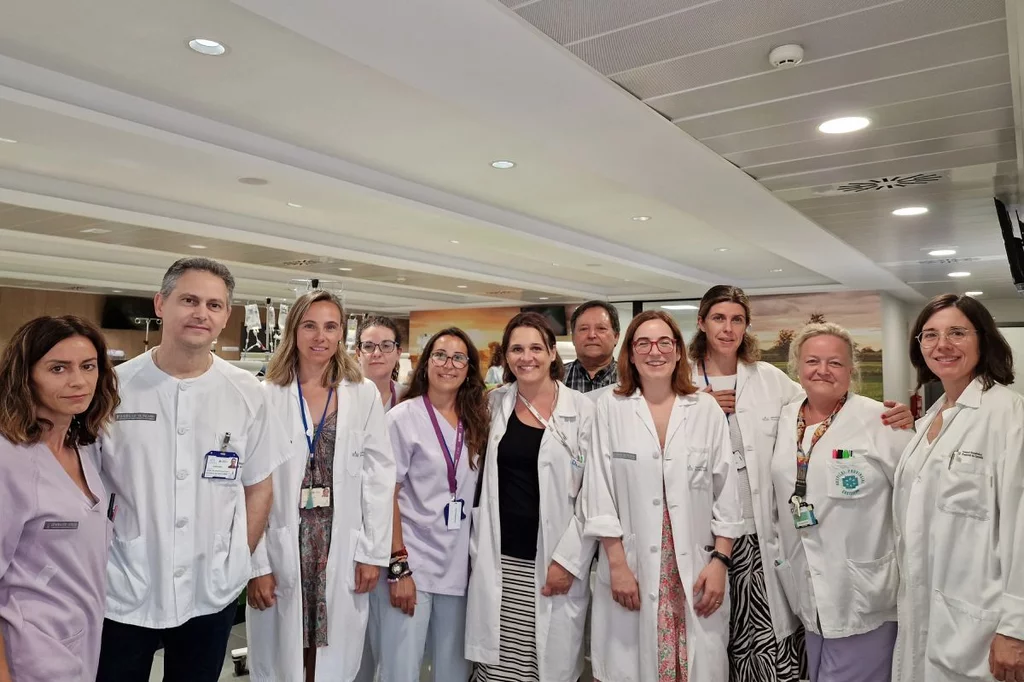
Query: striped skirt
xmin=472 ymin=555 xmax=539 ymax=682
xmin=728 ymin=534 xmax=807 ymax=682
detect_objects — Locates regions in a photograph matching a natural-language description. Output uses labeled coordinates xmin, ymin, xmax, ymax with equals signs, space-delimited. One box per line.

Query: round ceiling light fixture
xmin=965 ymin=291 xmax=983 ymax=296
xmin=928 ymin=249 xmax=956 ymax=257
xmin=818 ymin=116 xmax=870 ymax=134
xmin=188 ymin=38 xmax=227 ymax=56
xmin=893 ymin=206 xmax=928 ymax=216
xmin=948 ymin=271 xmax=971 ymax=278
xmin=490 ymin=160 xmax=515 ymax=169
xmin=632 ymin=215 xmax=651 ymax=222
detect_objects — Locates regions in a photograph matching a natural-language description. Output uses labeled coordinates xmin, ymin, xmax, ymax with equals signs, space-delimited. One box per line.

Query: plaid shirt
xmin=563 ymin=359 xmax=618 ymax=394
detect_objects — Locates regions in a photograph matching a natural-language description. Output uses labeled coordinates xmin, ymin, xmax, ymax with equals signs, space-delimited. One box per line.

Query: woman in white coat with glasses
xmin=584 ymin=310 xmax=743 ymax=682
xmin=893 ymin=294 xmax=1024 ymax=682
xmin=246 ymin=290 xmax=396 ymax=682
xmin=466 ymin=312 xmax=597 ymax=682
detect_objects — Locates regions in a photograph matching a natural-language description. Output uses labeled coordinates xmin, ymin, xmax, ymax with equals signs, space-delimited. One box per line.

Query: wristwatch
xmin=388 ymin=559 xmax=411 ymax=583
xmin=709 ymin=550 xmax=733 ymax=570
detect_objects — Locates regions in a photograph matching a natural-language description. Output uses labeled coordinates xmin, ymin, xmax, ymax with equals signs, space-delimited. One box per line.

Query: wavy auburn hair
xmin=405 ymin=327 xmax=489 ymax=468
xmin=615 ymin=310 xmax=698 ymax=397
xmin=0 ymin=315 xmax=120 ymax=447
xmin=266 ymin=290 xmax=363 ymax=388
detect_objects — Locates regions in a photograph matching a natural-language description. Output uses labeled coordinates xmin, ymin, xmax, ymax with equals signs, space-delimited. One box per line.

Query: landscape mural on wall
xmin=748 ymin=291 xmax=884 ymax=400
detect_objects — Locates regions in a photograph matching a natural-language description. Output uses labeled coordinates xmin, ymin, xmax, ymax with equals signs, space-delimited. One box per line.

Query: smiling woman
xmin=0 ymin=315 xmax=119 ymax=682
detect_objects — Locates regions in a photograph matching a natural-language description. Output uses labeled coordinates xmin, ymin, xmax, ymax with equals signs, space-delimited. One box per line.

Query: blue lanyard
xmin=297 ymin=382 xmax=334 ymax=465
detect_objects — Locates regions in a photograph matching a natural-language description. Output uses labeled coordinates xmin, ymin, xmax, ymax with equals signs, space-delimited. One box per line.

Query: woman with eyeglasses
xmin=465 ymin=312 xmax=597 ymax=682
xmin=246 ymin=290 xmax=396 ymax=682
xmin=690 ymin=285 xmax=913 ymax=682
xmin=892 ymin=295 xmax=1024 ymax=682
xmin=355 ymin=316 xmax=407 ymax=413
xmin=368 ymin=327 xmax=487 ymax=682
xmin=583 ymin=310 xmax=742 ymax=682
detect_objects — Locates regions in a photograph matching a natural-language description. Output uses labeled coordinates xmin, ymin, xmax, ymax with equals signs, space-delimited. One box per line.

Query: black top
xmin=497 ymin=409 xmax=544 ymax=561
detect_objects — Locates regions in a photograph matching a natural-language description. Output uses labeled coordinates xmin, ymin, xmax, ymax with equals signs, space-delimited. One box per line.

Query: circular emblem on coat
xmin=834 ymin=467 xmax=866 ymax=497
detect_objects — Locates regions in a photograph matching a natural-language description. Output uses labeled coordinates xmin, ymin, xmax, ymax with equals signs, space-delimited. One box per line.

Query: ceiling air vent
xmin=279 ymin=258 xmax=326 ymax=267
xmin=485 ymin=290 xmax=518 ymax=296
xmin=836 ymin=173 xmax=943 ymax=193
xmin=917 ymin=257 xmax=982 ymax=266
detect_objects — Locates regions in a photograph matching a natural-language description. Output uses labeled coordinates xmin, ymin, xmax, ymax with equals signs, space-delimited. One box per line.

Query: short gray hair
xmin=787 ymin=322 xmax=862 ymax=389
xmin=160 ymin=257 xmax=235 ymax=300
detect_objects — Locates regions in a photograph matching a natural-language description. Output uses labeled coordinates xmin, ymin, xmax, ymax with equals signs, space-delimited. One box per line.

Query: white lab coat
xmin=583 ymin=388 xmax=743 ymax=682
xmin=465 ymin=382 xmax=597 ymax=682
xmin=246 ymin=378 xmax=396 ymax=682
xmin=892 ymin=379 xmax=1024 ymax=682
xmin=771 ymin=392 xmax=911 ymax=638
xmin=691 ymin=360 xmax=803 ymax=640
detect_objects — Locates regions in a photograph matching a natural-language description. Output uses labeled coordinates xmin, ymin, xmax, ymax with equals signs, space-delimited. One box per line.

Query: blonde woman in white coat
xmin=466 ymin=312 xmax=597 ymax=682
xmin=246 ymin=290 xmax=396 ymax=682
xmin=584 ymin=310 xmax=743 ymax=682
xmin=893 ymin=294 xmax=1024 ymax=682
xmin=690 ymin=285 xmax=913 ymax=682
xmin=771 ymin=324 xmax=911 ymax=682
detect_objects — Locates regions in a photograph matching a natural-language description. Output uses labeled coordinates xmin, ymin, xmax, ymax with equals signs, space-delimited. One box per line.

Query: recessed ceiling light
xmin=893 ymin=206 xmax=928 ymax=216
xmin=769 ymin=268 xmax=784 ymax=273
xmin=450 ymin=240 xmax=460 ymax=244
xmin=188 ymin=244 xmax=207 ymax=250
xmin=490 ymin=160 xmax=515 ymax=169
xmin=238 ymin=177 xmax=269 ymax=185
xmin=929 ymin=249 xmax=956 ymax=257
xmin=714 ymin=247 xmax=729 ymax=252
xmin=965 ymin=291 xmax=983 ymax=296
xmin=662 ymin=304 xmax=698 ymax=311
xmin=539 ymin=297 xmax=549 ymax=300
xmin=818 ymin=116 xmax=870 ymax=134
xmin=286 ymin=202 xmax=303 ymax=208
xmin=397 ymin=277 xmax=407 ymax=283
xmin=632 ymin=216 xmax=651 ymax=222
xmin=113 ymin=290 xmax=123 ymax=293
xmin=81 ymin=227 xmax=111 ymax=234
xmin=0 ymin=137 xmax=16 ymax=144
xmin=338 ymin=267 xmax=353 ymax=272
xmin=552 ymin=263 xmax=559 ymax=266
xmin=624 ymin=278 xmax=631 ymax=282
xmin=188 ymin=38 xmax=227 ymax=56
xmin=457 ymin=285 xmax=468 ymax=289
xmin=948 ymin=271 xmax=971 ymax=278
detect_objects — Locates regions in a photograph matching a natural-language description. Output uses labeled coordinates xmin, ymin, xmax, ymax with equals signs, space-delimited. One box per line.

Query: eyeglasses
xmin=632 ymin=336 xmax=677 ymax=355
xmin=916 ymin=327 xmax=978 ymax=348
xmin=429 ymin=350 xmax=469 ymax=369
xmin=359 ymin=340 xmax=398 ymax=354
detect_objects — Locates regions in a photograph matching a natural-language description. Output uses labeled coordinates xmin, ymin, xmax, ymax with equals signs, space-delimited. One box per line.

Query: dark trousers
xmin=95 ymin=601 xmax=237 ymax=682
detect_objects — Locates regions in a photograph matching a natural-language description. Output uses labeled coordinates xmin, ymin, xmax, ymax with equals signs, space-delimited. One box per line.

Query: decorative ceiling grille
xmin=836 ymin=173 xmax=944 ymax=193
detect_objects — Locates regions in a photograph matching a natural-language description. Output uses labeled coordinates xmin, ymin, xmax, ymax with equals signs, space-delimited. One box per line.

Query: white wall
xmin=978 ymin=298 xmax=1024 ymax=324
xmin=999 ymin=326 xmax=1024 ymax=396
xmin=881 ymin=294 xmax=913 ymax=402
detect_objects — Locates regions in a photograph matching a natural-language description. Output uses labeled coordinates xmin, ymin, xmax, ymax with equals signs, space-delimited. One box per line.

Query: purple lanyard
xmin=422 ymin=395 xmax=464 ymax=498
xmin=390 ymin=382 xmax=398 ymax=409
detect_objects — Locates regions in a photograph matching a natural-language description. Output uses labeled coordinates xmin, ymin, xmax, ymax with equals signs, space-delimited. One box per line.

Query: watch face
xmin=391 ymin=564 xmax=402 ymax=575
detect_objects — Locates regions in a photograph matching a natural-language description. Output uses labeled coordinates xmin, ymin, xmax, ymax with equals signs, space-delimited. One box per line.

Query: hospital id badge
xmin=790 ymin=496 xmax=818 ymax=529
xmin=202 ymin=451 xmax=239 ymax=480
xmin=733 ymin=448 xmax=747 ymax=472
xmin=444 ymin=499 xmax=465 ymax=531
xmin=300 ymin=487 xmax=331 ymax=509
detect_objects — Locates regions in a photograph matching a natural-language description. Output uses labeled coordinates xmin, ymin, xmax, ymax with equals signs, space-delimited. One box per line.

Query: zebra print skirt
xmin=471 ymin=555 xmax=540 ymax=682
xmin=729 ymin=534 xmax=807 ymax=682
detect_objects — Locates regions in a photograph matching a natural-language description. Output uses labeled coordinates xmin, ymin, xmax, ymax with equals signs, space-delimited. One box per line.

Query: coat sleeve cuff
xmin=250 ymin=537 xmax=272 ymax=578
xmin=711 ymin=518 xmax=745 ymax=539
xmin=583 ymin=515 xmax=623 ymax=540
xmin=998 ymin=593 xmax=1024 ymax=640
xmin=551 ymin=516 xmax=597 ymax=581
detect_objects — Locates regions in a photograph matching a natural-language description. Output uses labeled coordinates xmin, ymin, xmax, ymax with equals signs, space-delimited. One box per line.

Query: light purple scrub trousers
xmin=805 ymin=621 xmax=898 ymax=682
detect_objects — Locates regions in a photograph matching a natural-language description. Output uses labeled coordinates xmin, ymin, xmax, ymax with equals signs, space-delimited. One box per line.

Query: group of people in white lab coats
xmin=1 ymin=254 xmax=1023 ymax=682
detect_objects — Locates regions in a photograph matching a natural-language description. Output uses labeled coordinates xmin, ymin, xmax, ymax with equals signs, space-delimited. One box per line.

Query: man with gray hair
xmin=94 ymin=257 xmax=289 ymax=681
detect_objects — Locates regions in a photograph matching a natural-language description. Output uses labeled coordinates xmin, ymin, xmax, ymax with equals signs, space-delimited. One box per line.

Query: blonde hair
xmin=787 ymin=322 xmax=861 ymax=389
xmin=266 ymin=290 xmax=363 ymax=388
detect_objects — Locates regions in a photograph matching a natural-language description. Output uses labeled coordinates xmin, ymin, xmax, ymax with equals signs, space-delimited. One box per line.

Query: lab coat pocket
xmin=826 ymin=458 xmax=871 ymax=500
xmin=846 ymin=550 xmax=898 ymax=615
xmin=772 ymin=558 xmax=804 ymax=621
xmin=687 ymin=447 xmax=712 ymax=489
xmin=346 ymin=430 xmax=367 ymax=477
xmin=107 ymin=535 xmax=151 ymax=606
xmin=936 ymin=455 xmax=992 ymax=520
xmin=266 ymin=526 xmax=299 ymax=595
xmin=346 ymin=528 xmax=361 ymax=590
xmin=926 ymin=591 xmax=999 ymax=678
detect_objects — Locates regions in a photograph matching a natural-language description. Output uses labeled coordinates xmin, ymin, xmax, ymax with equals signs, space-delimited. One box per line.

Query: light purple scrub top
xmin=388 ymin=397 xmax=479 ymax=596
xmin=0 ymin=437 xmax=111 ymax=682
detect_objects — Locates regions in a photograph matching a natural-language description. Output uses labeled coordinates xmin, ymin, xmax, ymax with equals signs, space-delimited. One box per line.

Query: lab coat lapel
xmin=664 ymin=394 xmax=690 ymax=451
xmin=735 ymin=361 xmax=752 ymax=401
xmin=631 ymin=392 xmax=660 ymax=448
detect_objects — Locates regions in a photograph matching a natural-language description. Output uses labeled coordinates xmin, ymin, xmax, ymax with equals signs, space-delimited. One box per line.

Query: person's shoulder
xmin=980 ymin=383 xmax=1024 ymax=418
xmin=388 ymin=395 xmax=421 ymax=421
xmin=0 ymin=436 xmax=42 ymax=477
xmin=114 ymin=352 xmax=152 ymax=387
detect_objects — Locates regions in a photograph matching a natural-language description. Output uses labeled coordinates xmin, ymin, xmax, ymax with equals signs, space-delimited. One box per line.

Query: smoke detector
xmin=769 ymin=44 xmax=804 ymax=69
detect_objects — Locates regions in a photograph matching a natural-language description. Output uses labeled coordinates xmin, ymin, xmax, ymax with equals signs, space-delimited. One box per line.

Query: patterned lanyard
xmin=793 ymin=393 xmax=848 ymax=500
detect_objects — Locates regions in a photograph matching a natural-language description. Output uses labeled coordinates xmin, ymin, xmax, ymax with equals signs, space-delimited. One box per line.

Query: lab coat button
xmin=650 ymin=593 xmax=657 ymax=602
xmin=175 ymin=518 xmax=188 ymax=529
xmin=745 ymin=445 xmax=753 ymax=451
xmin=650 ymin=545 xmax=658 ymax=554
xmin=179 ymin=383 xmax=189 ymax=392
xmin=653 ymin=498 xmax=661 ymax=507
xmin=174 ymin=567 xmax=186 ymax=578
xmin=653 ymin=452 xmax=660 ymax=459
xmin=176 ymin=470 xmax=188 ymax=481
xmin=177 ymin=426 xmax=189 ymax=435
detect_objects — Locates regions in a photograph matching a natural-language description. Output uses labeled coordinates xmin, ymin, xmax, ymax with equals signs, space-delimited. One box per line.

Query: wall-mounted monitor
xmin=101 ymin=295 xmax=157 ymax=330
xmin=521 ymin=305 xmax=568 ymax=336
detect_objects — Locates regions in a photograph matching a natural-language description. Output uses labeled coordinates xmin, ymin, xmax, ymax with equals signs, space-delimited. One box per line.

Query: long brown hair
xmin=500 ymin=312 xmax=565 ymax=384
xmin=266 ymin=290 xmax=363 ymax=388
xmin=404 ymin=327 xmax=489 ymax=468
xmin=689 ymin=284 xmax=760 ymax=364
xmin=615 ymin=311 xmax=698 ymax=397
xmin=0 ymin=315 xmax=120 ymax=447
xmin=909 ymin=293 xmax=1014 ymax=390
